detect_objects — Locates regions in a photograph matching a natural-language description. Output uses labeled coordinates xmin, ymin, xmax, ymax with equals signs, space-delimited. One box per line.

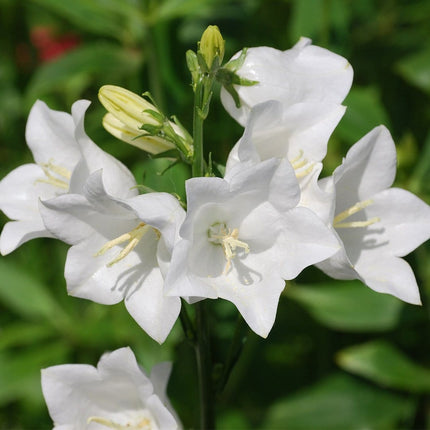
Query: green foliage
xmin=262 ymin=373 xmax=415 ymax=430
xmin=337 ymin=340 xmax=430 ymax=393
xmin=1 ymin=0 xmax=430 ymax=428
xmin=286 ymin=280 xmax=403 ymax=332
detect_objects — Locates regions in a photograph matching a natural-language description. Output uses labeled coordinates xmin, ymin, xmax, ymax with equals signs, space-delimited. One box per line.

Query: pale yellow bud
xmin=199 ymin=25 xmax=225 ymax=69
xmin=99 ymin=85 xmax=161 ymax=130
xmin=98 ymin=85 xmax=178 ymax=154
xmin=102 ymin=113 xmax=174 ymax=155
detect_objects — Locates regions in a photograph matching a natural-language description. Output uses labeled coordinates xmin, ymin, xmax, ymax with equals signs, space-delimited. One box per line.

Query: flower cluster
xmin=1 ymin=30 xmax=430 ymax=428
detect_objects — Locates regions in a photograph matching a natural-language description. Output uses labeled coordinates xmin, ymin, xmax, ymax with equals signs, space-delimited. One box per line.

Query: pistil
xmin=333 ymin=199 xmax=380 ymax=229
xmin=208 ymin=222 xmax=250 ymax=273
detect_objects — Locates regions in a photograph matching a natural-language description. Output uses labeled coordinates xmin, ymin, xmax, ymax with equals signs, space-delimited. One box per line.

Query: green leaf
xmin=0 ymin=260 xmax=65 ymax=322
xmin=396 ymin=48 xmax=430 ymax=95
xmin=30 ymin=0 xmax=144 ymax=39
xmin=335 ymin=86 xmax=391 ymax=144
xmin=286 ymin=280 xmax=403 ymax=331
xmin=133 ymin=157 xmax=190 ymax=201
xmin=262 ymin=373 xmax=415 ymax=430
xmin=25 ymin=42 xmax=142 ymax=104
xmin=337 ymin=340 xmax=430 ymax=393
xmin=0 ymin=322 xmax=55 ymax=350
xmin=0 ymin=342 xmax=69 ymax=405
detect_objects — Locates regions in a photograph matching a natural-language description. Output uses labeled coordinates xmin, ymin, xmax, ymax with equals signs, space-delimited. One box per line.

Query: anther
xmin=94 ymin=223 xmax=159 ymax=267
xmin=208 ymin=223 xmax=250 ymax=273
xmin=333 ymin=199 xmax=380 ymax=229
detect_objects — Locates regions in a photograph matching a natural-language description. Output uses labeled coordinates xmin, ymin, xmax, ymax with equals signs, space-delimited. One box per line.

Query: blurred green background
xmin=1 ymin=0 xmax=430 ymax=428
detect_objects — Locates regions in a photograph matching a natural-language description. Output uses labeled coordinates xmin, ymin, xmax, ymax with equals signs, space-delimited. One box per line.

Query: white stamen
xmin=208 ymin=222 xmax=250 ymax=273
xmin=333 ymin=199 xmax=380 ymax=229
xmin=87 ymin=416 xmax=153 ymax=429
xmin=290 ymin=150 xmax=315 ymax=179
xmin=35 ymin=159 xmax=71 ymax=190
xmin=94 ymin=223 xmax=160 ymax=267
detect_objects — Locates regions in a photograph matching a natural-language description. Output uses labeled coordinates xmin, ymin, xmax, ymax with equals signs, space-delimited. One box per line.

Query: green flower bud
xmin=199 ymin=25 xmax=225 ymax=70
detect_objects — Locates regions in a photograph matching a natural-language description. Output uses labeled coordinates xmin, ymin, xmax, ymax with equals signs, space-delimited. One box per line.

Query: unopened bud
xmin=98 ymin=85 xmax=177 ymax=155
xmin=199 ymin=25 xmax=225 ymax=69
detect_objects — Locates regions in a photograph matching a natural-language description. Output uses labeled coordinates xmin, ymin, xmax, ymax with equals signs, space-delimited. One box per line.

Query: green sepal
xmin=143 ymin=108 xmax=164 ymax=123
xmin=186 ymin=49 xmax=200 ymax=87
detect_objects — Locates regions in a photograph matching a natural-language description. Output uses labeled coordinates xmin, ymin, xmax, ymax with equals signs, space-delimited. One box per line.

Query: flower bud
xmin=98 ymin=85 xmax=177 ymax=154
xmin=199 ymin=25 xmax=225 ymax=69
xmin=102 ymin=112 xmax=174 ymax=154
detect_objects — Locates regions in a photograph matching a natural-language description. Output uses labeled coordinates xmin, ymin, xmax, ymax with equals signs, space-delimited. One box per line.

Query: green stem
xmin=216 ymin=314 xmax=248 ymax=395
xmin=195 ymin=301 xmax=215 ymax=429
xmin=192 ymin=80 xmax=205 ymax=177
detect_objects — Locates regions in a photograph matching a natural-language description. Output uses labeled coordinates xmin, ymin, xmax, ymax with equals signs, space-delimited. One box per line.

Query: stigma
xmin=94 ymin=223 xmax=160 ymax=267
xmin=208 ymin=222 xmax=250 ymax=273
xmin=333 ymin=199 xmax=380 ymax=229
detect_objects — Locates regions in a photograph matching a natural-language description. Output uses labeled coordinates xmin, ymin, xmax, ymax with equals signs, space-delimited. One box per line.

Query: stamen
xmin=87 ymin=416 xmax=153 ymax=430
xmin=289 ymin=150 xmax=315 ymax=179
xmin=208 ymin=223 xmax=250 ymax=273
xmin=94 ymin=223 xmax=159 ymax=267
xmin=333 ymin=199 xmax=380 ymax=229
xmin=35 ymin=159 xmax=71 ymax=190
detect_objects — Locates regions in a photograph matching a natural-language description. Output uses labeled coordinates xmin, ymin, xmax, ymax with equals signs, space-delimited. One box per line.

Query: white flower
xmin=0 ymin=99 xmax=136 ymax=255
xmin=41 ymin=346 xmax=180 ymax=430
xmin=40 ymin=170 xmax=184 ymax=343
xmin=316 ymin=126 xmax=430 ymax=304
xmin=165 ymin=159 xmax=339 ymax=337
xmin=221 ymin=37 xmax=353 ymax=126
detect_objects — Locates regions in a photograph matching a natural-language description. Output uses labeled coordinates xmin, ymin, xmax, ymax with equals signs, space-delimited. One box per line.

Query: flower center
xmin=333 ymin=199 xmax=380 ymax=229
xmin=208 ymin=222 xmax=250 ymax=273
xmin=94 ymin=223 xmax=160 ymax=267
xmin=290 ymin=150 xmax=315 ymax=179
xmin=87 ymin=414 xmax=156 ymax=430
xmin=35 ymin=159 xmax=71 ymax=190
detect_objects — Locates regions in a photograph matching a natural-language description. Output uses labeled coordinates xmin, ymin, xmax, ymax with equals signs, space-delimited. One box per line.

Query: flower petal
xmin=25 ymin=100 xmax=80 ymax=170
xmin=363 ymin=187 xmax=430 ymax=257
xmin=69 ymin=100 xmax=138 ymax=199
xmin=334 ymin=126 xmax=397 ymax=210
xmin=0 ymin=219 xmax=52 ymax=255
xmin=355 ymin=253 xmax=421 ymax=305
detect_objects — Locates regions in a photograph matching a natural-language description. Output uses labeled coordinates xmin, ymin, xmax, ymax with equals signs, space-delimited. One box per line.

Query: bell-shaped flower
xmin=165 ymin=159 xmax=339 ymax=337
xmin=41 ymin=346 xmax=180 ymax=430
xmin=316 ymin=126 xmax=430 ymax=304
xmin=220 ymin=37 xmax=353 ymax=126
xmin=40 ymin=170 xmax=184 ymax=343
xmin=0 ymin=99 xmax=136 ymax=255
xmin=0 ymin=100 xmax=81 ymax=254
xmin=225 ymin=100 xmax=339 ymax=221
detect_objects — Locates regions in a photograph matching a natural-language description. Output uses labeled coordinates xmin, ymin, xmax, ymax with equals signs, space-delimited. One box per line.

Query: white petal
xmin=364 ymin=187 xmax=430 ymax=257
xmin=278 ymin=207 xmax=340 ymax=279
xmin=0 ymin=164 xmax=59 ymax=220
xmin=334 ymin=126 xmax=397 ymax=210
xmin=124 ymin=268 xmax=180 ymax=344
xmin=70 ymin=100 xmax=138 ymax=199
xmin=218 ymin=269 xmax=285 ymax=338
xmin=0 ymin=219 xmax=52 ymax=255
xmin=355 ymin=253 xmax=421 ymax=304
xmin=25 ymin=100 xmax=80 ymax=170
xmin=65 ymin=227 xmax=159 ymax=306
xmin=299 ymin=163 xmax=335 ymax=225
xmin=221 ymin=39 xmax=352 ymax=125
xmin=39 ymin=194 xmax=98 ymax=245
